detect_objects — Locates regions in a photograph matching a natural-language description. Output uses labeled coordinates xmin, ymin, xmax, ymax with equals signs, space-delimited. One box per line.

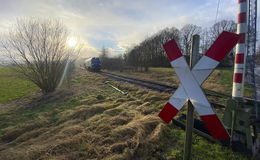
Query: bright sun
xmin=67 ymin=37 xmax=77 ymax=47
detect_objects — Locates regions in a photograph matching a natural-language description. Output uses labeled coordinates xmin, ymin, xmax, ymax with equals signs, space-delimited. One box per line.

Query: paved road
xmin=255 ymin=66 xmax=260 ymax=100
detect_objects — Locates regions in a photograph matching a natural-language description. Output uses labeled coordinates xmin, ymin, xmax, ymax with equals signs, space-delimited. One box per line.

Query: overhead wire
xmin=214 ymin=0 xmax=221 ymax=23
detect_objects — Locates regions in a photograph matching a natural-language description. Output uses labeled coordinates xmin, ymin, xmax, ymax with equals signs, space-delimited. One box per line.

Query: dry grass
xmin=0 ymin=69 xmax=174 ymax=160
xmin=0 ymin=68 xmax=248 ymax=160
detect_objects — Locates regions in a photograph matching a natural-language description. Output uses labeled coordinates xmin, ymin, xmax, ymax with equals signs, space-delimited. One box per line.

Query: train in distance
xmin=84 ymin=57 xmax=101 ymax=72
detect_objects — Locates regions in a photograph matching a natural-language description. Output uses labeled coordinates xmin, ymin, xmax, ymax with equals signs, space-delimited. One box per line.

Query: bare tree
xmin=209 ymin=20 xmax=236 ymax=40
xmin=1 ymin=18 xmax=80 ymax=94
xmin=124 ymin=26 xmax=180 ymax=70
xmin=209 ymin=20 xmax=236 ymax=67
xmin=126 ymin=46 xmax=139 ymax=71
xmin=100 ymin=46 xmax=108 ymax=60
xmin=180 ymin=24 xmax=202 ymax=56
xmin=99 ymin=46 xmax=110 ymax=69
xmin=201 ymin=20 xmax=236 ymax=55
xmin=200 ymin=28 xmax=211 ymax=55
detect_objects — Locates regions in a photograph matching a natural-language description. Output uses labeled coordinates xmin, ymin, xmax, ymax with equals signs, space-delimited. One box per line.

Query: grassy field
xmin=0 ymin=67 xmax=248 ymax=160
xmin=0 ymin=66 xmax=39 ymax=104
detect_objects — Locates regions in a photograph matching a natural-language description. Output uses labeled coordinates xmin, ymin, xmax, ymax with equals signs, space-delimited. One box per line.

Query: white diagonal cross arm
xmin=158 ymin=31 xmax=240 ymax=140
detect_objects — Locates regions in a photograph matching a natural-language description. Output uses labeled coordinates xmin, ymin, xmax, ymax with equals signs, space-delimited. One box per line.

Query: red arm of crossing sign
xmin=159 ymin=31 xmax=239 ymax=140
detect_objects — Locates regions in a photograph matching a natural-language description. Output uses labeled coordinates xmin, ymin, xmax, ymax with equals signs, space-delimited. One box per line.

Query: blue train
xmin=84 ymin=57 xmax=101 ymax=72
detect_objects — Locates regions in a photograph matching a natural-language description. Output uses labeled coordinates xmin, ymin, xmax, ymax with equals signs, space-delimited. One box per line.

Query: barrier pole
xmin=232 ymin=0 xmax=248 ymax=98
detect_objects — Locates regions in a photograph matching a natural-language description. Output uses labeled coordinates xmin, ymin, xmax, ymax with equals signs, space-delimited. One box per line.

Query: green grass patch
xmin=0 ymin=66 xmax=38 ymax=103
xmin=0 ymin=91 xmax=94 ymax=135
xmin=150 ymin=67 xmax=173 ymax=73
xmin=217 ymin=68 xmax=252 ymax=97
xmin=218 ymin=68 xmax=233 ymax=89
xmin=192 ymin=139 xmax=247 ymax=160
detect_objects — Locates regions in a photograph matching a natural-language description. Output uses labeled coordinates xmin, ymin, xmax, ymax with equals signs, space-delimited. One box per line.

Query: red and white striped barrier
xmin=159 ymin=31 xmax=240 ymax=139
xmin=232 ymin=0 xmax=247 ymax=98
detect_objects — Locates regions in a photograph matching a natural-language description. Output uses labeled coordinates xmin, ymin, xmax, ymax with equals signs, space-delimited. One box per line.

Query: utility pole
xmin=183 ymin=35 xmax=200 ymax=160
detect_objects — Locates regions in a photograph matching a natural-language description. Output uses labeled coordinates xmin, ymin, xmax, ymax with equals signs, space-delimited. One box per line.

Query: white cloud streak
xmin=0 ymin=0 xmax=258 ymax=57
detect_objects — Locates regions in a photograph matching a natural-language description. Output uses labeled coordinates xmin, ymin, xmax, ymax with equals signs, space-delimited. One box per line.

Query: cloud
xmin=75 ymin=38 xmax=100 ymax=58
xmin=1 ymin=0 xmax=259 ymax=57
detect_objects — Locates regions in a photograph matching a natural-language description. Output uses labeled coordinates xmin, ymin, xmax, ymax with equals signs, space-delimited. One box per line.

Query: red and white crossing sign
xmin=159 ymin=31 xmax=240 ymax=140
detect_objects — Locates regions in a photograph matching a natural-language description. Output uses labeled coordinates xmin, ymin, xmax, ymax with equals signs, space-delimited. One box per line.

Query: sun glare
xmin=67 ymin=37 xmax=77 ymax=47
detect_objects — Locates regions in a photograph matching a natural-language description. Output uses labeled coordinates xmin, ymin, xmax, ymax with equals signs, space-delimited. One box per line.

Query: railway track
xmin=99 ymin=71 xmax=175 ymax=92
xmin=99 ymin=71 xmax=228 ymax=108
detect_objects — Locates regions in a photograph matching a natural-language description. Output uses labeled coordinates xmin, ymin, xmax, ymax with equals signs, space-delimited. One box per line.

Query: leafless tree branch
xmin=1 ymin=18 xmax=80 ymax=94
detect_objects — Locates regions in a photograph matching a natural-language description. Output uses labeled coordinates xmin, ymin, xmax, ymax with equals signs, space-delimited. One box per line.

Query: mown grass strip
xmin=0 ymin=66 xmax=39 ymax=104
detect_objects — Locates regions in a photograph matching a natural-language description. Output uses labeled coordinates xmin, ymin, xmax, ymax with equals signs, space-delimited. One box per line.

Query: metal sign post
xmin=183 ymin=35 xmax=200 ymax=160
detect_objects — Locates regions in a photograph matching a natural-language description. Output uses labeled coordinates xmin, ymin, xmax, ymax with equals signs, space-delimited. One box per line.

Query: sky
xmin=0 ymin=0 xmax=259 ymax=58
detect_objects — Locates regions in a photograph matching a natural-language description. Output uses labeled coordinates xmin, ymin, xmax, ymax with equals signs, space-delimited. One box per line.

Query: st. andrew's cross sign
xmin=159 ymin=31 xmax=240 ymax=139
